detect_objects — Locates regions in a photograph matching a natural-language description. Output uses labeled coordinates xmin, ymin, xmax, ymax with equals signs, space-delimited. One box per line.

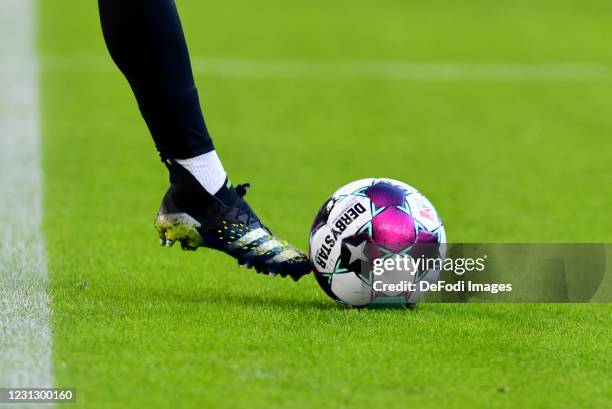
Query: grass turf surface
xmin=40 ymin=0 xmax=611 ymax=408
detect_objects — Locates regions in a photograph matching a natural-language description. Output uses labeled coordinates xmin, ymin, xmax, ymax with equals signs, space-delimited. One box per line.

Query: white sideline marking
xmin=42 ymin=54 xmax=612 ymax=82
xmin=0 ymin=0 xmax=54 ymax=399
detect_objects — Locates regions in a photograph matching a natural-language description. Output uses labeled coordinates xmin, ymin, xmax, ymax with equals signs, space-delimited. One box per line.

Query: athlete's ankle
xmin=174 ymin=150 xmax=227 ymax=195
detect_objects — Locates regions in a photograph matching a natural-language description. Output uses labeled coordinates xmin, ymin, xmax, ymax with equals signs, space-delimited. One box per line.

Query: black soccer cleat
xmin=154 ymin=159 xmax=311 ymax=281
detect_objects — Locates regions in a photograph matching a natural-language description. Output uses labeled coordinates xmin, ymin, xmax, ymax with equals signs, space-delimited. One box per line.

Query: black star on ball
xmin=337 ymin=233 xmax=382 ymax=284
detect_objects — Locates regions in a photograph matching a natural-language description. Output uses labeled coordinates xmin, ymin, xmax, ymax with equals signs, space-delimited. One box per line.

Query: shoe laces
xmin=234 ymin=183 xmax=252 ymax=226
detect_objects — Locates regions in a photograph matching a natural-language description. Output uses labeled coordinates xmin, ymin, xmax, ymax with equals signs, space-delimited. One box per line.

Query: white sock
xmin=175 ymin=151 xmax=227 ymax=195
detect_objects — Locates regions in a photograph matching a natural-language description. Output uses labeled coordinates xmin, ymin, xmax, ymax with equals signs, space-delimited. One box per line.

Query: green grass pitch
xmin=40 ymin=0 xmax=611 ymax=408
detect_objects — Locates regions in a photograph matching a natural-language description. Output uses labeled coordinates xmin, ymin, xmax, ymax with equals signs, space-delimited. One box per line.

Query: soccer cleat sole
xmin=155 ymin=212 xmax=203 ymax=250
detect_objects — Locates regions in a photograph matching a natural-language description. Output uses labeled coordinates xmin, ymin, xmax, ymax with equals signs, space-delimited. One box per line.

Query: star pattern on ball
xmin=346 ymin=241 xmax=368 ymax=264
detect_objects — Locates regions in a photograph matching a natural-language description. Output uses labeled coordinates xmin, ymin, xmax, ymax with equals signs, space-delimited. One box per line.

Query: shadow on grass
xmin=163 ymin=288 xmax=341 ymax=311
xmin=156 ymin=287 xmax=416 ymax=312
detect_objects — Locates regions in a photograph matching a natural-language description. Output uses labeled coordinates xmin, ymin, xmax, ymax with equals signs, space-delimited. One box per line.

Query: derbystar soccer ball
xmin=309 ymin=178 xmax=446 ymax=307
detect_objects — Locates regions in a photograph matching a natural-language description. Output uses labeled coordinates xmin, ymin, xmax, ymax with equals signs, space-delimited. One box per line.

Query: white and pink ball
xmin=309 ymin=178 xmax=446 ymax=307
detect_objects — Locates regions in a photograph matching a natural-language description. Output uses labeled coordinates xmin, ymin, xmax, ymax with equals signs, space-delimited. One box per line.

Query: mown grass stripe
xmin=40 ymin=54 xmax=612 ymax=82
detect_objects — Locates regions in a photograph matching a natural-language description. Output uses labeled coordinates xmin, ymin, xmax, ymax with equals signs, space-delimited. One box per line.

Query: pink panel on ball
xmin=372 ymin=207 xmax=416 ymax=252
xmin=416 ymin=229 xmax=438 ymax=244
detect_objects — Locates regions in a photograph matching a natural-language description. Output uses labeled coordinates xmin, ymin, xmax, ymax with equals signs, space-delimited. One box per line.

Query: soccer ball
xmin=309 ymin=178 xmax=446 ymax=307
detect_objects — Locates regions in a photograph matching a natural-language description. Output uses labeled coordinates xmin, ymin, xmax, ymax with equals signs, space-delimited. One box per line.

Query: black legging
xmin=98 ymin=0 xmax=214 ymax=159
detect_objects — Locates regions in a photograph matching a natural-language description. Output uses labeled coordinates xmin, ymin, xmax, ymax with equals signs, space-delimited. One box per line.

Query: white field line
xmin=41 ymin=54 xmax=612 ymax=82
xmin=0 ymin=0 xmax=54 ymax=399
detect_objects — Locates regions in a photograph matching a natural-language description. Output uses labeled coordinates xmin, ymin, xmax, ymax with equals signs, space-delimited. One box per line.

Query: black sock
xmin=98 ymin=0 xmax=214 ymax=159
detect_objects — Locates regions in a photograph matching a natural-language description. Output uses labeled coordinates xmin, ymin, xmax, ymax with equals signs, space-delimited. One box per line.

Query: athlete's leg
xmin=97 ymin=0 xmax=311 ymax=279
xmin=98 ymin=0 xmax=213 ymax=160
